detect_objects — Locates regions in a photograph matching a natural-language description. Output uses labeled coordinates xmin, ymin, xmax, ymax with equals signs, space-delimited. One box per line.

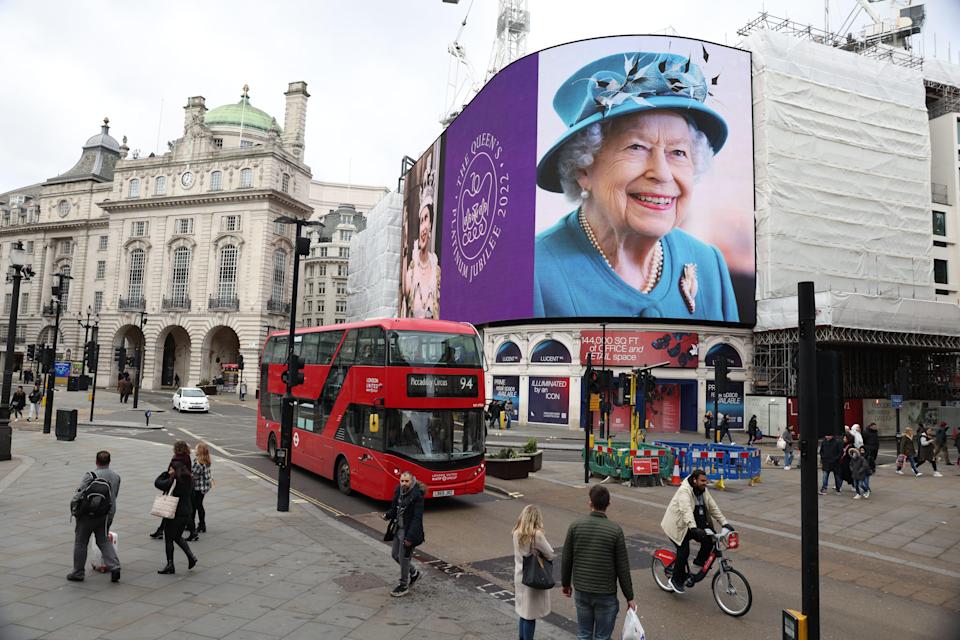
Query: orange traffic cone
xmin=671 ymin=458 xmax=681 ymax=486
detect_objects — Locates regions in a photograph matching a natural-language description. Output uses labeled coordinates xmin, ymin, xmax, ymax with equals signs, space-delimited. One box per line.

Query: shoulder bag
xmin=521 ymin=541 xmax=555 ymax=590
xmin=151 ymin=477 xmax=179 ymax=519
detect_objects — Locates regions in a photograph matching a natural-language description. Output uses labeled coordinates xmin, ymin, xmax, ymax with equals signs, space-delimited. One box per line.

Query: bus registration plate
xmin=433 ymin=489 xmax=455 ymax=497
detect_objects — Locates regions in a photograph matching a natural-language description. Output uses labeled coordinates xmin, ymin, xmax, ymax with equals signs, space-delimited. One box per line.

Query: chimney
xmin=282 ymin=81 xmax=309 ymax=161
xmin=183 ymin=96 xmax=207 ymax=131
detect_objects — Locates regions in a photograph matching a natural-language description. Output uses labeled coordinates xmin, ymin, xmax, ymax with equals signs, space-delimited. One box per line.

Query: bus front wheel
xmin=267 ymin=433 xmax=277 ymax=461
xmin=336 ymin=457 xmax=352 ymax=495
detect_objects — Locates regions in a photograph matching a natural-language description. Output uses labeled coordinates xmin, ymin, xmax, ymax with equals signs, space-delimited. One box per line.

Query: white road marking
xmin=535 ymin=474 xmax=960 ymax=580
xmin=175 ymin=426 xmax=234 ymax=458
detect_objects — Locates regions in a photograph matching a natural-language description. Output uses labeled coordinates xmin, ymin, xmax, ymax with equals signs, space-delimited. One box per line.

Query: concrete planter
xmin=527 ymin=450 xmax=543 ymax=472
xmin=486 ymin=456 xmax=531 ymax=480
xmin=200 ymin=385 xmax=218 ymax=396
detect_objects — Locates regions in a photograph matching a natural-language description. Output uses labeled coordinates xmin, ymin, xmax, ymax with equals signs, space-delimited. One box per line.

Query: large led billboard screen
xmin=400 ymin=35 xmax=755 ymax=327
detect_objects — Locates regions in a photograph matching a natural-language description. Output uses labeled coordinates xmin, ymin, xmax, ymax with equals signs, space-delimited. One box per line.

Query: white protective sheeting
xmin=756 ymin=290 xmax=960 ymax=336
xmin=347 ymin=191 xmax=402 ymax=321
xmin=745 ymin=31 xmax=935 ymax=308
xmin=923 ymin=57 xmax=960 ymax=88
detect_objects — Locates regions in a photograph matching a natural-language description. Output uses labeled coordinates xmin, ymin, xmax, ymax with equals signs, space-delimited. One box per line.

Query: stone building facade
xmin=0 ymin=82 xmax=380 ymax=392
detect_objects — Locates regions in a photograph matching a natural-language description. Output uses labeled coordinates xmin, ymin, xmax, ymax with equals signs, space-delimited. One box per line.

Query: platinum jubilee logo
xmin=450 ymin=132 xmax=510 ymax=283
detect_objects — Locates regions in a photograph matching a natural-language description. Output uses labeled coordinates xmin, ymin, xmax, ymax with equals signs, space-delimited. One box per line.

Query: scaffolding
xmin=753 ymin=328 xmax=960 ymax=400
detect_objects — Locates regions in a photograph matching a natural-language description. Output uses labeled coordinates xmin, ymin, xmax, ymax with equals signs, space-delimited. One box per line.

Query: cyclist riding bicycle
xmin=660 ymin=468 xmax=734 ymax=594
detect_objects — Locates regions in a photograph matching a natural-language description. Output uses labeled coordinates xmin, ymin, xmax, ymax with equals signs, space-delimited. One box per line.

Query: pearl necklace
xmin=578 ymin=208 xmax=663 ymax=294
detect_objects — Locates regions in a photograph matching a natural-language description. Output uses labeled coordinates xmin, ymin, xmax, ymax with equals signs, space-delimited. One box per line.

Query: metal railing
xmin=208 ymin=295 xmax=240 ymax=311
xmin=161 ymin=295 xmax=191 ymax=311
xmin=267 ymin=298 xmax=291 ymax=314
xmin=118 ymin=296 xmax=146 ymax=311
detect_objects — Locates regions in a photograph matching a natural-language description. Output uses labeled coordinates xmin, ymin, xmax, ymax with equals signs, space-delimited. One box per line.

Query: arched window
xmin=218 ymin=244 xmax=237 ymax=300
xmin=271 ymin=249 xmax=287 ymax=301
xmin=154 ymin=176 xmax=166 ymax=195
xmin=530 ymin=339 xmax=571 ymax=364
xmin=59 ymin=265 xmax=71 ymax=311
xmin=209 ymin=170 xmax=222 ymax=191
xmin=705 ymin=343 xmax=743 ymax=368
xmin=171 ymin=247 xmax=191 ymax=305
xmin=495 ymin=341 xmax=522 ymax=363
xmin=127 ymin=249 xmax=145 ymax=300
xmin=239 ymin=168 xmax=253 ymax=188
xmin=128 ymin=178 xmax=140 ymax=198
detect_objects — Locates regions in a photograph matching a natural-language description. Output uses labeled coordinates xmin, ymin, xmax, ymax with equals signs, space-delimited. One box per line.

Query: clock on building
xmin=180 ymin=171 xmax=195 ymax=188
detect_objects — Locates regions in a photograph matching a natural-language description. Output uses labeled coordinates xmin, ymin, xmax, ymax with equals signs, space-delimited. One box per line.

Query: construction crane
xmin=440 ymin=0 xmax=530 ymax=126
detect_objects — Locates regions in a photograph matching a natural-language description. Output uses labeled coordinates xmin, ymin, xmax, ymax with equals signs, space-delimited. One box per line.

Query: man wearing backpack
xmin=68 ymin=450 xmax=121 ymax=583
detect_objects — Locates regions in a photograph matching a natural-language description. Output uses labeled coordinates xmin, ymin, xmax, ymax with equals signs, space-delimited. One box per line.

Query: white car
xmin=173 ymin=387 xmax=210 ymax=413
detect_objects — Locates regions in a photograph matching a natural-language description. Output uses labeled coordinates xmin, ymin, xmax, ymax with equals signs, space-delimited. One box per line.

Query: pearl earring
xmin=579 ymin=188 xmax=590 ymax=200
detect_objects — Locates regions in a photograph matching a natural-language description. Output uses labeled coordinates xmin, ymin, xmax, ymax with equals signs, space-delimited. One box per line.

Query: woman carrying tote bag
xmin=154 ymin=458 xmax=197 ymax=574
xmin=512 ymin=505 xmax=555 ymax=640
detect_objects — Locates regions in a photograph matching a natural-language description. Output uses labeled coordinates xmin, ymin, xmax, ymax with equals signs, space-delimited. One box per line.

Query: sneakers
xmin=111 ymin=569 xmax=121 ymax=583
xmin=933 ymin=471 xmax=943 ymax=477
xmin=896 ymin=470 xmax=904 ymax=475
xmin=853 ymin=494 xmax=862 ymax=500
xmin=819 ymin=488 xmax=827 ymax=495
xmin=409 ymin=569 xmax=421 ymax=587
xmin=915 ymin=472 xmax=923 ymax=477
xmin=391 ymin=583 xmax=410 ymax=597
xmin=670 ymin=576 xmax=686 ymax=594
xmin=835 ymin=488 xmax=841 ymax=495
xmin=783 ymin=466 xmax=791 ymax=471
xmin=863 ymin=491 xmax=871 ymax=499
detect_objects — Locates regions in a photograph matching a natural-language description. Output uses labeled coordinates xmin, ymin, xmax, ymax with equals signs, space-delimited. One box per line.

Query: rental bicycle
xmin=651 ymin=527 xmax=752 ymax=617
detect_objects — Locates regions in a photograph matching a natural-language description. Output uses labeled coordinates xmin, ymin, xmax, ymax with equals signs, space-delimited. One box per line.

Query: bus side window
xmin=301 ymin=333 xmax=321 ymax=365
xmin=295 ymin=401 xmax=315 ymax=432
xmin=317 ymin=330 xmax=344 ymax=365
xmin=356 ymin=327 xmax=386 ymax=366
xmin=318 ymin=331 xmax=356 ymax=430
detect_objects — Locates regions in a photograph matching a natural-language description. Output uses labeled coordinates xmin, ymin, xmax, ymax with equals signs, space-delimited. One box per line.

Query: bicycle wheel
xmin=712 ymin=567 xmax=752 ymax=617
xmin=651 ymin=556 xmax=674 ymax=592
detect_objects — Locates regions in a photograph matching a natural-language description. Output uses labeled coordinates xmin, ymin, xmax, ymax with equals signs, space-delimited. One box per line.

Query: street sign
xmin=589 ymin=393 xmax=600 ymax=411
xmin=632 ymin=457 xmax=659 ymax=476
xmin=890 ymin=394 xmax=903 ymax=409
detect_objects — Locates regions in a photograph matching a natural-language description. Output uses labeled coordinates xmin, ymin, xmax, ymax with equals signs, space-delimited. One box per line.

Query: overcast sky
xmin=2 ymin=0 xmax=958 ymax=195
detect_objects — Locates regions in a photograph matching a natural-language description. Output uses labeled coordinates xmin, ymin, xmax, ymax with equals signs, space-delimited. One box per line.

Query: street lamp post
xmin=1 ymin=241 xmax=35 ymax=460
xmin=77 ymin=306 xmax=98 ymax=378
xmin=275 ymin=215 xmax=322 ymax=512
xmin=132 ymin=310 xmax=147 ymax=409
xmin=43 ymin=270 xmax=73 ymax=434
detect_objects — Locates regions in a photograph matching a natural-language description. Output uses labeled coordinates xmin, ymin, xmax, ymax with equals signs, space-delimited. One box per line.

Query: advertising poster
xmin=406 ymin=35 xmax=754 ymax=328
xmin=495 ymin=341 xmax=522 ymax=363
xmin=706 ymin=381 xmax=744 ymax=429
xmin=399 ymin=138 xmax=443 ymax=319
xmin=530 ymin=339 xmax=571 ymax=363
xmin=535 ymin=36 xmax=754 ymax=324
xmin=528 ymin=376 xmax=570 ymax=425
xmin=439 ymin=54 xmax=539 ymax=323
xmin=492 ymin=375 xmax=520 ymax=420
xmin=580 ymin=330 xmax=698 ymax=368
xmin=646 ymin=383 xmax=681 ymax=433
xmin=595 ymin=402 xmax=632 ymax=434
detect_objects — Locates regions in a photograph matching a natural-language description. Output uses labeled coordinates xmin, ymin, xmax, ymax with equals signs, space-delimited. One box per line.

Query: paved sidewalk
xmin=0 ymin=431 xmax=568 ymax=640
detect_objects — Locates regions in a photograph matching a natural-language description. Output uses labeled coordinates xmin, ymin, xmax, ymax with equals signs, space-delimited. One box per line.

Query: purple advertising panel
xmin=492 ymin=375 xmax=520 ymax=420
xmin=528 ymin=376 xmax=570 ymax=425
xmin=439 ymin=54 xmax=539 ymax=324
xmin=402 ymin=36 xmax=755 ymax=327
xmin=707 ymin=381 xmax=744 ymax=430
xmin=530 ymin=339 xmax=571 ymax=363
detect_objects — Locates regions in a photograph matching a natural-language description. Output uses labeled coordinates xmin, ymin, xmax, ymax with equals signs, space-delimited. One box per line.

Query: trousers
xmin=573 ymin=591 xmax=619 ymax=640
xmin=390 ymin=527 xmax=417 ymax=586
xmin=73 ymin=516 xmax=120 ymax=574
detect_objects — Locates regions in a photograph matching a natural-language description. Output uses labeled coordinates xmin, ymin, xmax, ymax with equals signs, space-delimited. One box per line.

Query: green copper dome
xmin=205 ymin=95 xmax=280 ymax=134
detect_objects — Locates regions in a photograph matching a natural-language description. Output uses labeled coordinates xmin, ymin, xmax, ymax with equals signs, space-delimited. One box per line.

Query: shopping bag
xmin=621 ymin=608 xmax=645 ymax=640
xmin=90 ymin=531 xmax=118 ymax=573
xmin=776 ymin=436 xmax=786 ymax=450
xmin=896 ymin=454 xmax=906 ymax=471
xmin=151 ymin=478 xmax=179 ymax=518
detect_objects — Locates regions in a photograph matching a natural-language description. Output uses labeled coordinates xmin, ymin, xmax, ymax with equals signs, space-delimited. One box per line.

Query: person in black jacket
xmin=819 ymin=434 xmax=843 ymax=495
xmin=383 ymin=471 xmax=425 ymax=597
xmin=11 ymin=385 xmax=26 ymax=421
xmin=154 ymin=459 xmax=197 ymax=574
xmin=862 ymin=422 xmax=880 ymax=472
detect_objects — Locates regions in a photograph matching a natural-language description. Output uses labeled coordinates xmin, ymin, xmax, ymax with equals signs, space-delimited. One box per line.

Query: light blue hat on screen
xmin=537 ymin=51 xmax=728 ymax=193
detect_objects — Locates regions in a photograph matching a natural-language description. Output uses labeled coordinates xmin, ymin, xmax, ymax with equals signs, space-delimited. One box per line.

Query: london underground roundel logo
xmin=451 ymin=132 xmax=510 ymax=283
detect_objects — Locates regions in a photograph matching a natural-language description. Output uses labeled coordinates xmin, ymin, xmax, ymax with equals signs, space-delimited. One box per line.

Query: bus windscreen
xmin=385 ymin=408 xmax=484 ymax=462
xmin=388 ymin=331 xmax=482 ymax=368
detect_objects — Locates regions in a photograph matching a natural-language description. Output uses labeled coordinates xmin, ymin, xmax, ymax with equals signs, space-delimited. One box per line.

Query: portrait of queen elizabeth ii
xmin=534 ymin=50 xmax=741 ymax=322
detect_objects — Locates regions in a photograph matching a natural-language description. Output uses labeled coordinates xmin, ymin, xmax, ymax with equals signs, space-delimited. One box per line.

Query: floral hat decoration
xmin=537 ymin=49 xmax=729 ymax=193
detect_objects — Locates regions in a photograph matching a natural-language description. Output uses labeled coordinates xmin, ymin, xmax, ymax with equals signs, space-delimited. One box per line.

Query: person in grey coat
xmin=67 ymin=451 xmax=121 ymax=583
xmin=781 ymin=427 xmax=796 ymax=470
xmin=849 ymin=447 xmax=872 ymax=499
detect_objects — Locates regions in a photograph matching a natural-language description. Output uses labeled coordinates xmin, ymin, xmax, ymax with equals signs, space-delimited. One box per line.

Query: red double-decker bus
xmin=256 ymin=318 xmax=487 ymax=500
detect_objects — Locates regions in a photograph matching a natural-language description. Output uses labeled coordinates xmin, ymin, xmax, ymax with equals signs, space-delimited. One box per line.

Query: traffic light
xmin=114 ymin=346 xmax=127 ymax=373
xmin=281 ymin=354 xmax=305 ymax=388
xmin=84 ymin=341 xmax=98 ymax=374
xmin=26 ymin=344 xmax=35 ymax=360
xmin=714 ymin=358 xmax=728 ymax=394
xmin=645 ymin=372 xmax=657 ymax=395
xmin=613 ymin=373 xmax=628 ymax=407
xmin=41 ymin=347 xmax=54 ymax=374
xmin=237 ymin=354 xmax=245 ymax=371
